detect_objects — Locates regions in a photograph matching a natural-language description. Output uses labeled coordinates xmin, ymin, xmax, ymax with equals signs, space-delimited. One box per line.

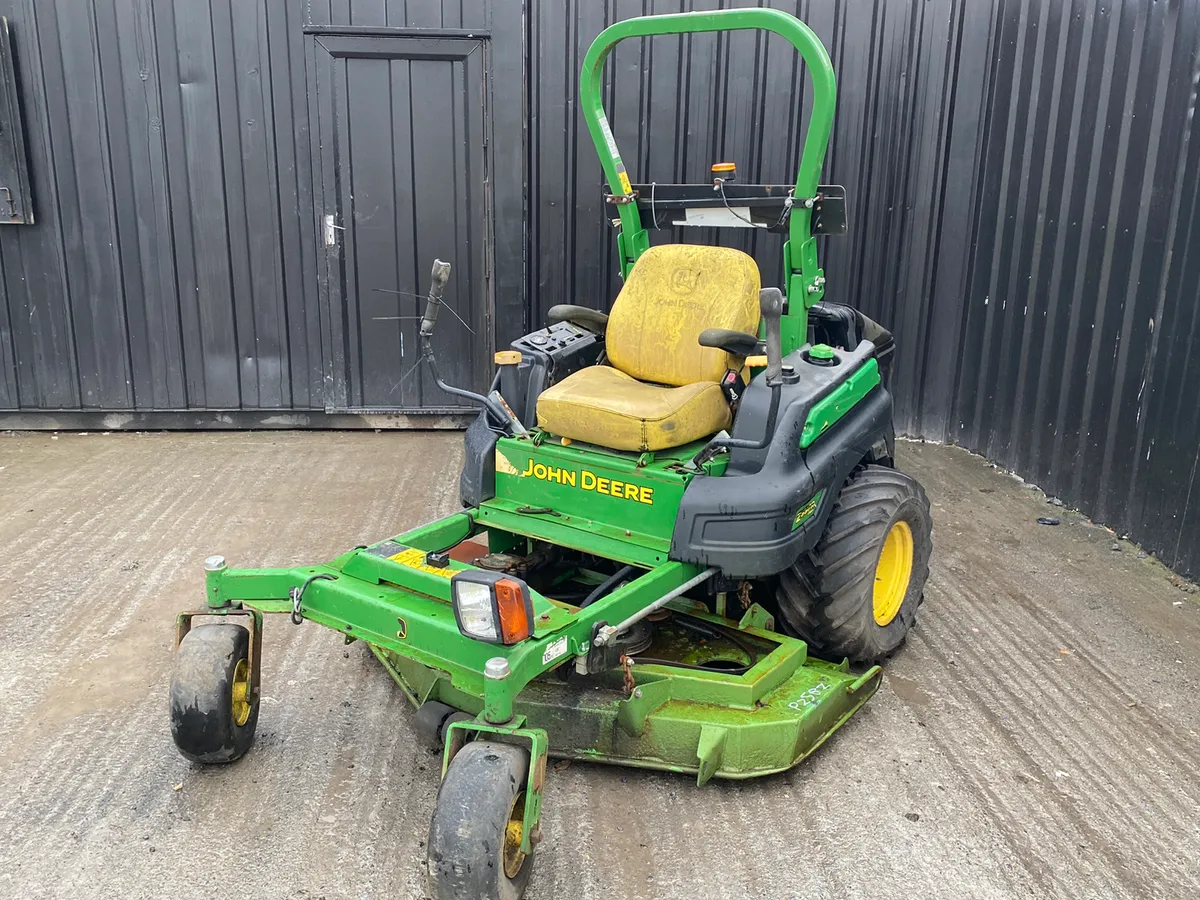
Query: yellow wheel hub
xmin=231 ymin=659 xmax=252 ymax=727
xmin=873 ymin=520 xmax=914 ymax=626
xmin=502 ymin=793 xmax=527 ymax=879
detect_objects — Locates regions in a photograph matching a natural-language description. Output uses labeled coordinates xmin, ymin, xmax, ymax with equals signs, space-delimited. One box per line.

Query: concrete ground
xmin=1 ymin=431 xmax=1198 ymax=900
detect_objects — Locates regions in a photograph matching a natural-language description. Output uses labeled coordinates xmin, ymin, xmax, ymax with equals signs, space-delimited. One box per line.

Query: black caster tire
xmin=777 ymin=465 xmax=933 ymax=664
xmin=169 ymin=623 xmax=259 ymax=764
xmin=413 ymin=702 xmax=473 ymax=748
xmin=427 ymin=740 xmax=533 ymax=900
xmin=439 ymin=712 xmax=473 ymax=746
xmin=414 ymin=701 xmax=457 ymax=747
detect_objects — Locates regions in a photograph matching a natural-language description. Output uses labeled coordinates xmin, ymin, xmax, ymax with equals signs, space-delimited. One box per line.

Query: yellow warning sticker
xmin=618 ymin=170 xmax=632 ymax=194
xmin=495 ymin=448 xmax=519 ymax=475
xmin=388 ymin=547 xmax=456 ymax=579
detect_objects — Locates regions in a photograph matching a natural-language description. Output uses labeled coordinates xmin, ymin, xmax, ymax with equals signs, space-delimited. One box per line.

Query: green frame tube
xmin=201 ymin=512 xmax=708 ymax=725
xmin=580 ymin=8 xmax=837 ymax=351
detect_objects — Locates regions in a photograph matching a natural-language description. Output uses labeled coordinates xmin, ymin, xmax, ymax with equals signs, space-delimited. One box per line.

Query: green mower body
xmin=169 ymin=9 xmax=932 ymax=899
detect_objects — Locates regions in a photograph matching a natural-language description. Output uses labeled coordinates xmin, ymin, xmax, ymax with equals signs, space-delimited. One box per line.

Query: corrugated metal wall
xmin=0 ymin=0 xmax=324 ymax=413
xmin=953 ymin=0 xmax=1200 ymax=575
xmin=2 ymin=0 xmax=1200 ymax=575
xmin=528 ymin=0 xmax=1200 ymax=576
xmin=0 ymin=0 xmax=519 ymax=424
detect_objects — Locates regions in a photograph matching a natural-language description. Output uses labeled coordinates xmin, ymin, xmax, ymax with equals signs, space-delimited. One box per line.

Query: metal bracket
xmin=175 ymin=606 xmax=265 ymax=706
xmin=695 ymin=723 xmax=729 ymax=786
xmin=738 ymin=602 xmax=776 ymax=632
xmin=603 ymin=191 xmax=639 ymax=205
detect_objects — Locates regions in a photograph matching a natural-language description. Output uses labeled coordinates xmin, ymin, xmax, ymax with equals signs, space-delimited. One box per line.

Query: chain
xmin=738 ymin=580 xmax=753 ymax=610
xmin=620 ymin=654 xmax=636 ymax=698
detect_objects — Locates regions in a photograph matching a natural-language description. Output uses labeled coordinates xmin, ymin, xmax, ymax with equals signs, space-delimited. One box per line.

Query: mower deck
xmin=197 ymin=515 xmax=881 ymax=785
xmin=372 ymin=607 xmax=880 ymax=784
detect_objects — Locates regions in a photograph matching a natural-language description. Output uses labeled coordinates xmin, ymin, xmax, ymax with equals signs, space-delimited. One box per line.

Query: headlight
xmin=451 ymin=570 xmax=534 ymax=644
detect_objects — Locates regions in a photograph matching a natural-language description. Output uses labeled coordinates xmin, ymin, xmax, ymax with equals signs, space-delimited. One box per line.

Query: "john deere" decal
xmin=520 ymin=458 xmax=654 ymax=505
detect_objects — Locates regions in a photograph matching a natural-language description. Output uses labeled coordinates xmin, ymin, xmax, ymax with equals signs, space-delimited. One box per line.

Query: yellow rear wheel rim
xmin=231 ymin=659 xmax=252 ymax=727
xmin=873 ymin=520 xmax=914 ymax=626
xmin=502 ymin=793 xmax=527 ymax=879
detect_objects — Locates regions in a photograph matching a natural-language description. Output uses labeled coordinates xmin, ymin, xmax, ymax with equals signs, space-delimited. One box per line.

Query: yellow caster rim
xmin=502 ymin=793 xmax=527 ymax=879
xmin=873 ymin=520 xmax=914 ymax=626
xmin=231 ymin=659 xmax=252 ymax=727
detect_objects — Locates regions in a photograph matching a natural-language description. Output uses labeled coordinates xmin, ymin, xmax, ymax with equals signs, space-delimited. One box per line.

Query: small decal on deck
xmin=787 ymin=682 xmax=830 ymax=711
xmin=542 ymin=635 xmax=569 ymax=665
xmin=388 ymin=547 xmax=456 ymax=579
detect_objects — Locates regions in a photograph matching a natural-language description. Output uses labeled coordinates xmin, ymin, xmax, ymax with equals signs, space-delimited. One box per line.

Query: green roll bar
xmin=580 ymin=8 xmax=837 ymax=352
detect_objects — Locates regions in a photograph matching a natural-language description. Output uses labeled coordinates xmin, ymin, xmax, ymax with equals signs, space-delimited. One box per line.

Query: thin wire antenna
xmin=370 ymin=287 xmax=475 ymax=334
xmin=439 ymin=301 xmax=476 ymax=335
xmin=372 ymin=286 xmax=427 ymax=298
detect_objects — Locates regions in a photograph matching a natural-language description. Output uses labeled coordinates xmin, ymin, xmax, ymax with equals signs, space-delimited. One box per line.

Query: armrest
xmin=698 ymin=328 xmax=762 ymax=358
xmin=547 ymin=304 xmax=609 ymax=333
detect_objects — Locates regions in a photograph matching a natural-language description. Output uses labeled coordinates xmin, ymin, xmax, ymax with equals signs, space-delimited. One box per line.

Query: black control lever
xmin=417 ymin=259 xmax=513 ymax=431
xmin=421 ymin=259 xmax=452 ymax=338
xmin=690 ymin=287 xmax=787 ymax=467
xmin=759 ymin=287 xmax=784 ymax=384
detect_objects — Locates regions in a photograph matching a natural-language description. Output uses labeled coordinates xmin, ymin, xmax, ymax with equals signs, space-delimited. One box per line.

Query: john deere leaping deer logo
xmin=669 ymin=267 xmax=700 ymax=293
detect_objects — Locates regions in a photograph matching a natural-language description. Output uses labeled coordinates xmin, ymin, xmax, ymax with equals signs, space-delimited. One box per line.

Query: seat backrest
xmin=606 ymin=244 xmax=761 ymax=386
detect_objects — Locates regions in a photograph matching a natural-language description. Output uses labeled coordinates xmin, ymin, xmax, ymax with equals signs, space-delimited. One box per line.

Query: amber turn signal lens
xmin=494 ymin=578 xmax=532 ymax=644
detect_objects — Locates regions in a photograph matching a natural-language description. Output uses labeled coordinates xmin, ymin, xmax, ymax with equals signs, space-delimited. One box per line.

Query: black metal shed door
xmin=312 ymin=34 xmax=490 ymax=414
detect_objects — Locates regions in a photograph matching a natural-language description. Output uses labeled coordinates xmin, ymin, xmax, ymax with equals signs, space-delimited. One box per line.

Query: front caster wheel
xmin=169 ymin=623 xmax=259 ymax=763
xmin=427 ymin=741 xmax=533 ymax=900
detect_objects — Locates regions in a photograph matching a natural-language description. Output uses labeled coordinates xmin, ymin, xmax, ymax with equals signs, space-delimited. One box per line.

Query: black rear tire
xmin=777 ymin=465 xmax=932 ymax=664
xmin=427 ymin=741 xmax=533 ymax=900
xmin=169 ymin=623 xmax=259 ymax=764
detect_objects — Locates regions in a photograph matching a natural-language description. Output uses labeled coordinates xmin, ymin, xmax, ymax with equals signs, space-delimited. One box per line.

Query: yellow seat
xmin=536 ymin=244 xmax=761 ymax=452
xmin=536 ymin=366 xmax=732 ymax=452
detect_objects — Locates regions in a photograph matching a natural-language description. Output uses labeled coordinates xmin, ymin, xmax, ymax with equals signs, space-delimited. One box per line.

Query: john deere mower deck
xmin=168 ymin=9 xmax=932 ymax=899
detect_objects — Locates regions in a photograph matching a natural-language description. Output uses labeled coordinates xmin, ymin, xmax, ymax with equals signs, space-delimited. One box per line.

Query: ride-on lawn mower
xmin=169 ymin=9 xmax=932 ymax=898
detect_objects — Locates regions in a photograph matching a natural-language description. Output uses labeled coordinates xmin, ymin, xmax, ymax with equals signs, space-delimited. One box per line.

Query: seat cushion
xmin=536 ymin=366 xmax=731 ymax=452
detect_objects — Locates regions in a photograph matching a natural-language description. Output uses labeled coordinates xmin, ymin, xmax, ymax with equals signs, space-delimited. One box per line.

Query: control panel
xmin=502 ymin=321 xmax=605 ymax=428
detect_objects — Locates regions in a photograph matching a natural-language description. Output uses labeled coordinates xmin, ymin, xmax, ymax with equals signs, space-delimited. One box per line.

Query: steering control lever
xmin=691 ymin=288 xmax=786 ymax=467
xmin=418 ymin=259 xmax=515 ymax=431
xmin=420 ymin=259 xmax=452 ymax=337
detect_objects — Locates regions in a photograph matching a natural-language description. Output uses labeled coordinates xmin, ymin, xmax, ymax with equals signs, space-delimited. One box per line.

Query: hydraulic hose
xmin=579 ymin=564 xmax=637 ymax=608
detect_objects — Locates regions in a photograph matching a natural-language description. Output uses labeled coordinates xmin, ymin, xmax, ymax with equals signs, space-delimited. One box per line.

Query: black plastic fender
xmin=670 ymin=342 xmax=893 ymax=578
xmin=459 ymin=411 xmax=501 ymax=508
